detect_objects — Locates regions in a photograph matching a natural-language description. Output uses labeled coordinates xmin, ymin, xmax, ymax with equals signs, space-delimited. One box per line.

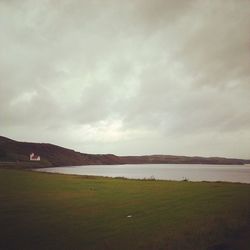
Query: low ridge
xmin=0 ymin=136 xmax=249 ymax=168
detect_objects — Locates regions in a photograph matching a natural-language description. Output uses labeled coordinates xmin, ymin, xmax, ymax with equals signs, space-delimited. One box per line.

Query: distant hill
xmin=0 ymin=136 xmax=249 ymax=168
xmin=119 ymin=155 xmax=250 ymax=165
xmin=0 ymin=136 xmax=121 ymax=168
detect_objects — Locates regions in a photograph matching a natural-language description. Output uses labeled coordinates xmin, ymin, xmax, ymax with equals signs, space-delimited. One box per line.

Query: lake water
xmin=36 ymin=164 xmax=250 ymax=184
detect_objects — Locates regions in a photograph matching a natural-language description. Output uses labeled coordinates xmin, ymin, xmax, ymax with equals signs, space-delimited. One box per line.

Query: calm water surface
xmin=36 ymin=164 xmax=250 ymax=184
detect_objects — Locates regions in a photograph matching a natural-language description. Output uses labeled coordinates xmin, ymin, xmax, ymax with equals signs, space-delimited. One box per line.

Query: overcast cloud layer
xmin=1 ymin=0 xmax=250 ymax=158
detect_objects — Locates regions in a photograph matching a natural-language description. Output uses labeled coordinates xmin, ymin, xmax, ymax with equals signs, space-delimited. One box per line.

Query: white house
xmin=30 ymin=152 xmax=41 ymax=161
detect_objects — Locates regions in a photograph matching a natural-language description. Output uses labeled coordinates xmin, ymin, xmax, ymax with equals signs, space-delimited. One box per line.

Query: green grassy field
xmin=0 ymin=168 xmax=249 ymax=250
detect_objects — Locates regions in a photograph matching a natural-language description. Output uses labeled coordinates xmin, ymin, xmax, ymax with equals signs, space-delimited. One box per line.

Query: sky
xmin=1 ymin=0 xmax=250 ymax=158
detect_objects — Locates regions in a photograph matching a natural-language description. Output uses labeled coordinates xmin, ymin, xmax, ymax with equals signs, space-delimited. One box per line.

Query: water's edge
xmin=35 ymin=164 xmax=250 ymax=184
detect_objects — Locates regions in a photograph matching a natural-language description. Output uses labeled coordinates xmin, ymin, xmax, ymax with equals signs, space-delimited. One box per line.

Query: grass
xmin=0 ymin=168 xmax=249 ymax=250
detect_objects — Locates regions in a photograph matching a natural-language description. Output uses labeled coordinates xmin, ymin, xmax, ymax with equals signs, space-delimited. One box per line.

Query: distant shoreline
xmin=0 ymin=161 xmax=250 ymax=171
xmin=1 ymin=135 xmax=250 ymax=168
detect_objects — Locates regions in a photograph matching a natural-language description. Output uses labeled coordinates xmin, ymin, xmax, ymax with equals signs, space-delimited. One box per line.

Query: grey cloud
xmin=0 ymin=0 xmax=250 ymax=158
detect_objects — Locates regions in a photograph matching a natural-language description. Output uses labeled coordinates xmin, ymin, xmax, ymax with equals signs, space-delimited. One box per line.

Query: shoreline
xmin=33 ymin=166 xmax=250 ymax=185
xmin=1 ymin=162 xmax=249 ymax=184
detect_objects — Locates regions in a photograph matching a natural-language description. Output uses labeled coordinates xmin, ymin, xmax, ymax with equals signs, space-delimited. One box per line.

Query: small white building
xmin=30 ymin=152 xmax=41 ymax=161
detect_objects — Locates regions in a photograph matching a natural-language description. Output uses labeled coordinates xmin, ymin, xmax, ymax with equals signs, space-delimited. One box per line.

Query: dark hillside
xmin=0 ymin=136 xmax=249 ymax=168
xmin=0 ymin=136 xmax=122 ymax=167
